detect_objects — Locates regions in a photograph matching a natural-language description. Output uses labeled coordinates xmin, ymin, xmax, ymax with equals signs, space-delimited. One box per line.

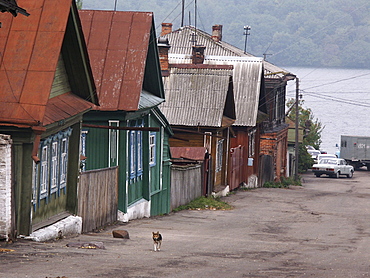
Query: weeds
xmin=263 ymin=176 xmax=302 ymax=188
xmin=173 ymin=196 xmax=233 ymax=212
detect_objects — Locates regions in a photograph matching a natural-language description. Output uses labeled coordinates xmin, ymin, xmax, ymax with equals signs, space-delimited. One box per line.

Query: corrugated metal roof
xmin=161 ymin=66 xmax=233 ymax=127
xmin=80 ymin=10 xmax=162 ymax=111
xmin=163 ymin=26 xmax=291 ymax=78
xmin=167 ymin=55 xmax=263 ymax=126
xmin=0 ymin=0 xmax=96 ymax=129
xmin=207 ymin=56 xmax=263 ymax=126
xmin=139 ymin=90 xmax=164 ymax=110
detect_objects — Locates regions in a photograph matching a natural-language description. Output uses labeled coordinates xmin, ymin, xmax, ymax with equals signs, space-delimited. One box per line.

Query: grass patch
xmin=263 ymin=176 xmax=302 ymax=188
xmin=173 ymin=196 xmax=233 ymax=212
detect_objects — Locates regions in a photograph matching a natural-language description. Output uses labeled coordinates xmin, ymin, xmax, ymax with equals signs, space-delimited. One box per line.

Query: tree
xmin=287 ymin=98 xmax=324 ymax=172
xmin=287 ymin=98 xmax=323 ymax=149
xmin=76 ymin=0 xmax=82 ymax=9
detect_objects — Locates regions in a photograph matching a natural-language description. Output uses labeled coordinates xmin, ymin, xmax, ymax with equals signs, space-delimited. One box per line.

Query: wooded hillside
xmin=81 ymin=0 xmax=370 ymax=69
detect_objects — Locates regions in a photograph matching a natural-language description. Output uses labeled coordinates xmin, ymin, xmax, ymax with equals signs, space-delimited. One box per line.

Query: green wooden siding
xmin=84 ymin=124 xmax=109 ymax=170
xmin=83 ymin=110 xmax=172 ymax=217
xmin=50 ymin=55 xmax=72 ymax=99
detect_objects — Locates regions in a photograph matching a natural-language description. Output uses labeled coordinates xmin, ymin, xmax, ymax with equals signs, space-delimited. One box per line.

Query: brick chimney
xmin=192 ymin=45 xmax=206 ymax=64
xmin=211 ymin=25 xmax=222 ymax=42
xmin=158 ymin=37 xmax=171 ymax=76
xmin=161 ymin=23 xmax=173 ymax=36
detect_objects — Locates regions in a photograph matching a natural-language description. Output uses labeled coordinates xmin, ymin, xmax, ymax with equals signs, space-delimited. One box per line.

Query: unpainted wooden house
xmin=160 ymin=24 xmax=295 ymax=185
xmin=159 ymin=43 xmax=236 ymax=194
xmin=0 ymin=0 xmax=98 ymax=240
xmin=79 ymin=10 xmax=173 ymax=221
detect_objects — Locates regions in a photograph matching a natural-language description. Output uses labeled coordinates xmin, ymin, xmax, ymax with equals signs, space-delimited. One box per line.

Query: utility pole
xmin=181 ymin=0 xmax=185 ymax=27
xmin=295 ymin=77 xmax=300 ymax=181
xmin=243 ymin=25 xmax=251 ymax=53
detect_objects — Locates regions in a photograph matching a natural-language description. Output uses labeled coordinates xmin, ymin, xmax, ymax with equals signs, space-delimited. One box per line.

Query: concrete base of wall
xmin=117 ymin=199 xmax=151 ymax=223
xmin=26 ymin=216 xmax=82 ymax=242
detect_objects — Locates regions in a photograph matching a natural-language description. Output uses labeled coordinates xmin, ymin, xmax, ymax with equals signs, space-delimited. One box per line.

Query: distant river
xmin=284 ymin=67 xmax=370 ymax=155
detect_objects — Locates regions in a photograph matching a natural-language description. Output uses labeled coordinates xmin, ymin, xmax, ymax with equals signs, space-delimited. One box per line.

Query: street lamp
xmin=243 ymin=25 xmax=251 ymax=53
xmin=282 ymin=73 xmax=299 ymax=180
xmin=295 ymin=77 xmax=300 ymax=181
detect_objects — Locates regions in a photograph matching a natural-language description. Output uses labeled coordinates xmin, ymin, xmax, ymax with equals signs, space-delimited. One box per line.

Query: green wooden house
xmin=0 ymin=0 xmax=98 ymax=240
xmin=79 ymin=10 xmax=172 ymax=221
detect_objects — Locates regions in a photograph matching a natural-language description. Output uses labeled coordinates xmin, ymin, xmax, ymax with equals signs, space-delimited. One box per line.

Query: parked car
xmin=317 ymin=153 xmax=337 ymax=163
xmin=307 ymin=149 xmax=321 ymax=163
xmin=312 ymin=158 xmax=354 ymax=178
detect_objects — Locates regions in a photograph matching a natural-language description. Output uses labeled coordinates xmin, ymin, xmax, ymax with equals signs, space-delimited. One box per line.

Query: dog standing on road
xmin=152 ymin=231 xmax=162 ymax=251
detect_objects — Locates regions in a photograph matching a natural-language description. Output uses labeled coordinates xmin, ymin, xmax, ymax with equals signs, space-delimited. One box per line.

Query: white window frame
xmin=50 ymin=141 xmax=59 ymax=194
xmin=149 ymin=132 xmax=156 ymax=166
xmin=109 ymin=120 xmax=119 ymax=167
xmin=59 ymin=137 xmax=68 ymax=189
xmin=40 ymin=145 xmax=49 ymax=199
xmin=129 ymin=120 xmax=144 ymax=179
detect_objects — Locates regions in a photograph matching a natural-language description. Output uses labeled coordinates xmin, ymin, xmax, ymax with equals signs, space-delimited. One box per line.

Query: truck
xmin=340 ymin=135 xmax=370 ymax=170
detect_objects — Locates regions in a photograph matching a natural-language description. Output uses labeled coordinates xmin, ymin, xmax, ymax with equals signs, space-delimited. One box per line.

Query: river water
xmin=284 ymin=67 xmax=370 ymax=155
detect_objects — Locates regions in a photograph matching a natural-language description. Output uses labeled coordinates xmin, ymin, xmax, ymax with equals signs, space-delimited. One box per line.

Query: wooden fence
xmin=78 ymin=167 xmax=118 ymax=233
xmin=170 ymin=164 xmax=203 ymax=211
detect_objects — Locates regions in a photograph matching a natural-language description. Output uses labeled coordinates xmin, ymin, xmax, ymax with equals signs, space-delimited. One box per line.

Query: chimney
xmin=192 ymin=45 xmax=206 ymax=64
xmin=158 ymin=37 xmax=171 ymax=76
xmin=211 ymin=25 xmax=222 ymax=42
xmin=161 ymin=23 xmax=173 ymax=36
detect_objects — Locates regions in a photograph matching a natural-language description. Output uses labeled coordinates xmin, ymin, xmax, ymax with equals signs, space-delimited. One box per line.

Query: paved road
xmin=2 ymin=170 xmax=370 ymax=278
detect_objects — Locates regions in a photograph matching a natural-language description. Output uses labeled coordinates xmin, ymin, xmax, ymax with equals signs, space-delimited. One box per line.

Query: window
xmin=40 ymin=145 xmax=49 ymax=199
xmin=149 ymin=132 xmax=156 ymax=166
xmin=60 ymin=137 xmax=68 ymax=189
xmin=216 ymin=139 xmax=224 ymax=172
xmin=109 ymin=120 xmax=119 ymax=167
xmin=50 ymin=141 xmax=59 ymax=193
xmin=34 ymin=128 xmax=72 ymax=204
xmin=80 ymin=130 xmax=88 ymax=171
xmin=129 ymin=120 xmax=143 ymax=179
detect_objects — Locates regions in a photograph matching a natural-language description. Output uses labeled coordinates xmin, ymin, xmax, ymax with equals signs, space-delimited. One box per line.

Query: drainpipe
xmin=31 ymin=126 xmax=45 ymax=164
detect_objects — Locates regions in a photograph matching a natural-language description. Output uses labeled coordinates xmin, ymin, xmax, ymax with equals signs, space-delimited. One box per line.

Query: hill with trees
xmin=81 ymin=0 xmax=370 ymax=69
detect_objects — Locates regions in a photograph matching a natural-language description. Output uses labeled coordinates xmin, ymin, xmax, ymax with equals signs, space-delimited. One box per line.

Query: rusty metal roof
xmin=79 ymin=10 xmax=163 ymax=112
xmin=0 ymin=0 xmax=97 ymax=129
xmin=163 ymin=25 xmax=291 ymax=78
xmin=161 ymin=65 xmax=235 ymax=127
xmin=43 ymin=92 xmax=95 ymax=126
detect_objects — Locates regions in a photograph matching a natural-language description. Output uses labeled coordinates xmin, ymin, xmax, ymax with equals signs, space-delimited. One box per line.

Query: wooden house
xmin=160 ymin=24 xmax=294 ymax=186
xmin=159 ymin=43 xmax=236 ymax=194
xmin=79 ymin=10 xmax=173 ymax=221
xmin=0 ymin=0 xmax=98 ymax=240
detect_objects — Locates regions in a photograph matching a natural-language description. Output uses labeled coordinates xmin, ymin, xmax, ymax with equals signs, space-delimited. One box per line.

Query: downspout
xmin=31 ymin=126 xmax=45 ymax=164
xmin=31 ymin=134 xmax=41 ymax=163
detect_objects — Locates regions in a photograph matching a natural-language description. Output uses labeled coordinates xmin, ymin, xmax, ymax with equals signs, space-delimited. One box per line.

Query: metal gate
xmin=229 ymin=145 xmax=244 ymax=191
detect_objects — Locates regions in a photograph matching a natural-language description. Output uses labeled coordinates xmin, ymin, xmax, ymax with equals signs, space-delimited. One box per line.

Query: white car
xmin=307 ymin=149 xmax=321 ymax=162
xmin=312 ymin=158 xmax=354 ymax=178
xmin=317 ymin=153 xmax=337 ymax=163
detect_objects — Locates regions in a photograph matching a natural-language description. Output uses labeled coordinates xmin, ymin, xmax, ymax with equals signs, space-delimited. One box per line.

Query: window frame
xmin=216 ymin=139 xmax=224 ymax=173
xmin=129 ymin=120 xmax=144 ymax=180
xmin=149 ymin=132 xmax=156 ymax=167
